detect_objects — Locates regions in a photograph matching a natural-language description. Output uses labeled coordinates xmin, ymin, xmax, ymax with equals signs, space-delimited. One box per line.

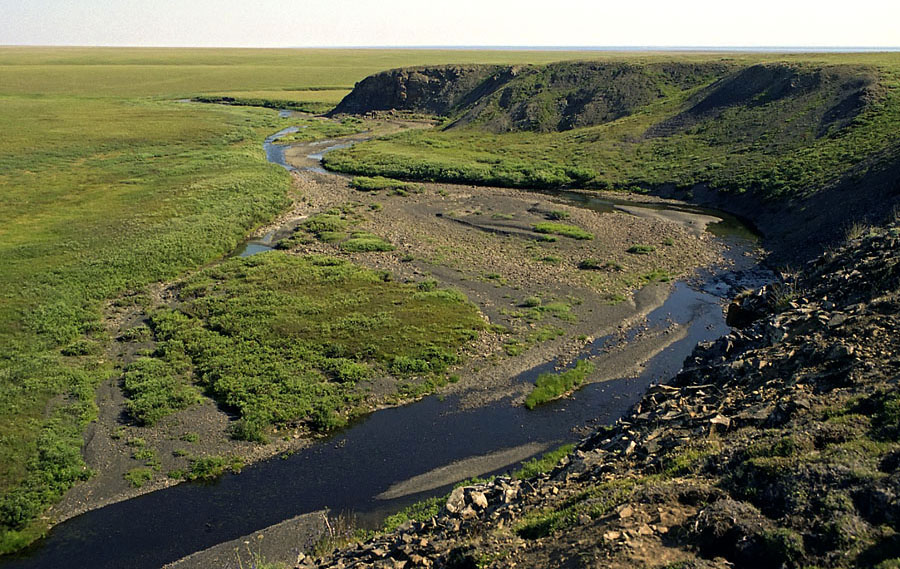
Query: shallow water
xmin=231 ymin=230 xmax=276 ymax=257
xmin=263 ymin=126 xmax=301 ymax=173
xmin=0 ymin=125 xmax=772 ymax=569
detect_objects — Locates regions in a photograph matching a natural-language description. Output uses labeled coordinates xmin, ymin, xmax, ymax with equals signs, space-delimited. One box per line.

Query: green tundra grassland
xmin=324 ymin=53 xmax=900 ymax=201
xmin=2 ymin=47 xmax=900 ymax=554
xmin=0 ymin=46 xmax=654 ymax=553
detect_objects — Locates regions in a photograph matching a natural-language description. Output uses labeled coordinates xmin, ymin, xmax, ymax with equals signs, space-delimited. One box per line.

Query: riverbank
xmin=0 ymin=113 xmax=766 ymax=569
xmin=309 ymin=219 xmax=900 ymax=569
xmin=47 ymin=116 xmax=727 ymax=524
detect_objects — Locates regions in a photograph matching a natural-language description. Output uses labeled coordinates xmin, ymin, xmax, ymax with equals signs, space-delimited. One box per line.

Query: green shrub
xmin=758 ymin=528 xmax=805 ymax=566
xmin=504 ymin=340 xmax=526 ymax=356
xmin=545 ymin=210 xmax=571 ymax=221
xmin=309 ymin=405 xmax=347 ymax=432
xmin=228 ymin=418 xmax=269 ymax=443
xmin=121 ymin=357 xmax=200 ymax=426
xmin=390 ymin=356 xmax=432 ymax=375
xmin=533 ymin=222 xmax=594 ymax=240
xmin=627 ymin=244 xmax=656 ymax=254
xmin=331 ymin=360 xmax=372 ymax=383
xmin=124 ymin=468 xmax=153 ymax=488
xmin=60 ymin=339 xmax=100 ymax=356
xmin=525 ymin=360 xmax=595 ymax=409
xmin=180 ymin=432 xmax=199 ymax=443
xmin=514 ymin=444 xmax=575 ymax=479
xmin=340 ymin=235 xmax=394 ymax=252
xmin=417 ymin=279 xmax=438 ymax=292
xmin=578 ymin=259 xmax=604 ymax=270
xmin=382 ymin=496 xmax=444 ymax=532
xmin=302 ymin=214 xmax=348 ymax=234
xmin=318 ymin=231 xmax=347 ymax=243
xmin=118 ymin=325 xmax=152 ymax=343
xmin=185 ymin=456 xmax=228 ymax=481
xmin=350 ymin=176 xmax=422 ymax=193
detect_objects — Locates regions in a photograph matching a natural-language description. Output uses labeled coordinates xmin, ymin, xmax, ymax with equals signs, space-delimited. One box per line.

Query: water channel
xmin=2 ymin=120 xmax=772 ymax=569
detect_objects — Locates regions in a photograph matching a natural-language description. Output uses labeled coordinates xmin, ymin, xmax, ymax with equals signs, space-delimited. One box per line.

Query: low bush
xmin=514 ymin=444 xmax=575 ymax=479
xmin=627 ymin=244 xmax=656 ymax=254
xmin=122 ymin=357 xmax=200 ymax=426
xmin=525 ymin=360 xmax=595 ymax=409
xmin=340 ymin=234 xmax=394 ymax=252
xmin=302 ymin=214 xmax=348 ymax=235
xmin=533 ymin=222 xmax=594 ymax=240
xmin=350 ymin=176 xmax=423 ymax=193
xmin=184 ymin=456 xmax=232 ymax=481
xmin=124 ymin=468 xmax=153 ymax=488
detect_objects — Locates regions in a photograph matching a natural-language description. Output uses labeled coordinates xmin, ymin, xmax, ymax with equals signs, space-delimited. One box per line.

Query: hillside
xmin=330 ymin=62 xmax=736 ymax=132
xmin=326 ymin=58 xmax=900 ymax=259
xmin=306 ymin=218 xmax=900 ymax=569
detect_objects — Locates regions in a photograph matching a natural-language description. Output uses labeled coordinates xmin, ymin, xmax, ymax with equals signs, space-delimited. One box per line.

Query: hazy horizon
xmin=2 ymin=0 xmax=898 ymax=49
xmin=3 ymin=45 xmax=899 ymax=51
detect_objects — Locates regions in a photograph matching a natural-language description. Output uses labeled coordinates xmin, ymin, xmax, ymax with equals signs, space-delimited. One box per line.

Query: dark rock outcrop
xmin=331 ymin=61 xmax=734 ymax=133
xmin=306 ymin=221 xmax=900 ymax=568
xmin=328 ymin=65 xmax=516 ymax=116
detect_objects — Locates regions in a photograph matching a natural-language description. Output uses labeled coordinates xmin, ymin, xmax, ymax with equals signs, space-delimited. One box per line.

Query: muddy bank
xmin=165 ymin=511 xmax=328 ymax=569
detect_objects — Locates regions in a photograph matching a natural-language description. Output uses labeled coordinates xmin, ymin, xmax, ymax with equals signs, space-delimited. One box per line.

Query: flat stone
xmin=446 ymin=486 xmax=467 ymax=514
xmin=469 ymin=490 xmax=488 ymax=510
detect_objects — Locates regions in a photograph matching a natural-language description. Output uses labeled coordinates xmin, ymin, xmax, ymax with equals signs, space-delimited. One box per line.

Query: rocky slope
xmin=328 ymin=65 xmax=513 ymax=117
xmin=303 ymin=220 xmax=900 ymax=568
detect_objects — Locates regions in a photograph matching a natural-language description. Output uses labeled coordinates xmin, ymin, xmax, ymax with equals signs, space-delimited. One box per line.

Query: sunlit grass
xmin=0 ymin=96 xmax=294 ymax=551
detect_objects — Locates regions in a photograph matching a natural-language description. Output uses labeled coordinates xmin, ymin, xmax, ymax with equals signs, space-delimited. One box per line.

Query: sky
xmin=1 ymin=0 xmax=898 ymax=48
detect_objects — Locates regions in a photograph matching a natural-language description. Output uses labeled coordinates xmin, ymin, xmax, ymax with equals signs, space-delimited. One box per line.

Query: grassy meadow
xmin=0 ymin=45 xmax=630 ymax=552
xmin=142 ymin=254 xmax=483 ymax=439
xmin=0 ymin=95 xmax=297 ymax=551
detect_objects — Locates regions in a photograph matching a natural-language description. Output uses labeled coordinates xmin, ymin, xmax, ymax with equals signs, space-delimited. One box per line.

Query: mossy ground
xmin=141 ymin=253 xmax=484 ymax=438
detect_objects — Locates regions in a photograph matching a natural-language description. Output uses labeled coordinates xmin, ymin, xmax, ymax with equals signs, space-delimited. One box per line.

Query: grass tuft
xmin=533 ymin=222 xmax=594 ymax=240
xmin=525 ymin=360 xmax=595 ymax=409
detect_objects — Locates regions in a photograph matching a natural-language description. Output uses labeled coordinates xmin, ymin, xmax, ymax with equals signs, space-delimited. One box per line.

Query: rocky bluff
xmin=305 ymin=221 xmax=900 ymax=569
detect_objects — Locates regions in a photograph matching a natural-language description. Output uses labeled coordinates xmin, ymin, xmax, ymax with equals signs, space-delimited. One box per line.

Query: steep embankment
xmin=327 ymin=59 xmax=900 ymax=261
xmin=306 ymin=220 xmax=900 ymax=569
xmin=329 ymin=65 xmax=514 ymax=116
xmin=332 ymin=61 xmax=877 ymax=138
xmin=331 ymin=61 xmax=736 ymax=132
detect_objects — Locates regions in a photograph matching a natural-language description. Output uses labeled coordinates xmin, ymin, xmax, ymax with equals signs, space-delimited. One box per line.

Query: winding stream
xmin=2 ymin=121 xmax=772 ymax=569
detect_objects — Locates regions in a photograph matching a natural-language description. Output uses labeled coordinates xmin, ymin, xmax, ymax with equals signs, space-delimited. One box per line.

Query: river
xmin=1 ymin=119 xmax=771 ymax=569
